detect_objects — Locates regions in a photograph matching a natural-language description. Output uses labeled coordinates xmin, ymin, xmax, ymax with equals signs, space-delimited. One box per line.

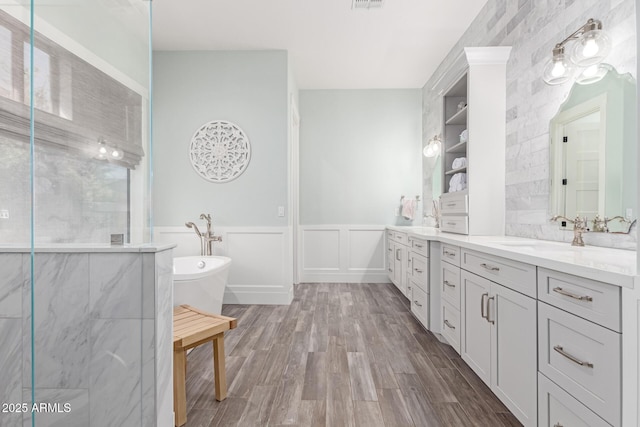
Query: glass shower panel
xmin=26 ymin=0 xmax=152 ymax=425
xmin=0 ymin=3 xmax=34 ymax=427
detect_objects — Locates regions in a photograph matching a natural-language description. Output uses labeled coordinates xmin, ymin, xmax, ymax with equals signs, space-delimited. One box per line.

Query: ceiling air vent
xmin=352 ymin=0 xmax=384 ymax=9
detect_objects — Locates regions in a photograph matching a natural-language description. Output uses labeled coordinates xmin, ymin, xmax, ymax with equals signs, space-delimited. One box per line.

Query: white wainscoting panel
xmin=301 ymin=229 xmax=340 ymax=270
xmin=300 ymin=225 xmax=390 ymax=283
xmin=154 ymin=226 xmax=293 ymax=305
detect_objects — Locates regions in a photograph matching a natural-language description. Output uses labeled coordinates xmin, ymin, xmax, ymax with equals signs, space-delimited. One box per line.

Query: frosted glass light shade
xmin=542 ymin=54 xmax=575 ymax=85
xmin=576 ymin=63 xmax=611 ymax=85
xmin=423 ymin=139 xmax=440 ymax=158
xmin=570 ymin=29 xmax=611 ymax=67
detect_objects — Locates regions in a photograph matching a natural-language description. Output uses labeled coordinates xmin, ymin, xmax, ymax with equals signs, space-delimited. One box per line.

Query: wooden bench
xmin=173 ymin=305 xmax=237 ymax=427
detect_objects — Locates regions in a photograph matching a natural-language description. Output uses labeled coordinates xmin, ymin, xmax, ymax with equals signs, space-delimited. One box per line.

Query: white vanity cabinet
xmin=439 ymin=244 xmax=462 ymax=353
xmin=386 ymin=230 xmax=409 ymax=296
xmin=537 ymin=268 xmax=623 ymax=427
xmin=460 ymin=249 xmax=537 ymax=427
xmin=408 ymin=236 xmax=430 ymax=329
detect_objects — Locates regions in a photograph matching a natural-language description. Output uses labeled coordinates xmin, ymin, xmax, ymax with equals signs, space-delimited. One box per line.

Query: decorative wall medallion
xmin=189 ymin=120 xmax=251 ymax=183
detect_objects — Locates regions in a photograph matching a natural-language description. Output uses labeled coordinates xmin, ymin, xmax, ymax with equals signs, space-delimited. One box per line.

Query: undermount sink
xmin=490 ymin=240 xmax=580 ymax=251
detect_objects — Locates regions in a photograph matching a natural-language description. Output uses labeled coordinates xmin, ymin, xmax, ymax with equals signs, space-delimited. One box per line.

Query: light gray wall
xmin=422 ymin=0 xmax=637 ymax=249
xmin=153 ymin=51 xmax=289 ymax=227
xmin=299 ymin=89 xmax=422 ymax=225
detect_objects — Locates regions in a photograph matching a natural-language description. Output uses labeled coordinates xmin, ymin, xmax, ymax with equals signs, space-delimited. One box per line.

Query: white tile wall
xmin=423 ymin=0 xmax=637 ymax=249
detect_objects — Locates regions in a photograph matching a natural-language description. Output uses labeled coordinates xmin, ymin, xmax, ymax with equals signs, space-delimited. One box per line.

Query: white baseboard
xmin=224 ymin=286 xmax=293 ymax=305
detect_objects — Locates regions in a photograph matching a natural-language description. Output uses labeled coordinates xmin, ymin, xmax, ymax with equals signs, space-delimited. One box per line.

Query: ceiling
xmin=152 ymin=0 xmax=488 ymax=89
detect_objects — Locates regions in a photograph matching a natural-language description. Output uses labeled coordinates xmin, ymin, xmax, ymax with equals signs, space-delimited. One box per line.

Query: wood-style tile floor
xmin=182 ymin=283 xmax=522 ymax=426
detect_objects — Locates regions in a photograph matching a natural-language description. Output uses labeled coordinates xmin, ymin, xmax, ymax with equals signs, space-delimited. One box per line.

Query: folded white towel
xmin=448 ymin=173 xmax=467 ymax=192
xmin=452 ymin=157 xmax=467 ymax=170
xmin=401 ymin=199 xmax=416 ymax=220
xmin=460 ymin=129 xmax=469 ymax=143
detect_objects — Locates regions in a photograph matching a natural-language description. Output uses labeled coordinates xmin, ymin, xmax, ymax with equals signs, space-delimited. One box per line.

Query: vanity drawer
xmin=391 ymin=231 xmax=408 ymax=245
xmin=440 ymin=192 xmax=468 ymax=215
xmin=410 ymin=282 xmax=429 ymax=329
xmin=538 ymin=302 xmax=621 ymax=426
xmin=408 ymin=236 xmax=429 ymax=257
xmin=441 ymin=300 xmax=460 ymax=354
xmin=538 ymin=268 xmax=621 ymax=332
xmin=461 ymin=249 xmax=536 ymax=298
xmin=441 ymin=244 xmax=460 ymax=266
xmin=538 ymin=373 xmax=612 ymax=427
xmin=441 ymin=261 xmax=460 ymax=309
xmin=409 ymin=252 xmax=429 ymax=293
xmin=440 ymin=215 xmax=469 ymax=235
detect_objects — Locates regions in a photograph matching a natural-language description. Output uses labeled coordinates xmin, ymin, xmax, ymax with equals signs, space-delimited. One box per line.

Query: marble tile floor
xmin=181 ymin=283 xmax=522 ymax=427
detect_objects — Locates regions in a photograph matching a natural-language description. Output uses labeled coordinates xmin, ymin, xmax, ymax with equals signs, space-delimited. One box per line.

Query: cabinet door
xmin=460 ymin=270 xmax=491 ymax=385
xmin=393 ymin=244 xmax=406 ymax=295
xmin=491 ymin=283 xmax=537 ymax=427
xmin=387 ymin=240 xmax=396 ymax=285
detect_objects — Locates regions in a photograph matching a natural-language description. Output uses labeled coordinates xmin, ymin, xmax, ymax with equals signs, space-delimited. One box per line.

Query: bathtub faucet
xmin=185 ymin=214 xmax=222 ymax=256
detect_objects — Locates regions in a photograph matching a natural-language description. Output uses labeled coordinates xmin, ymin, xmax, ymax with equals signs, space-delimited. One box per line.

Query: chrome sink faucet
xmin=550 ymin=215 xmax=587 ymax=246
xmin=185 ymin=213 xmax=222 ymax=256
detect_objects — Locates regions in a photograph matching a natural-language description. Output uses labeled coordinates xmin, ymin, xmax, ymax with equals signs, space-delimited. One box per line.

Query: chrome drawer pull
xmin=396 ymin=249 xmax=401 ymax=261
xmin=552 ymin=287 xmax=593 ymax=302
xmin=480 ymin=293 xmax=488 ymax=319
xmin=480 ymin=263 xmax=500 ymax=272
xmin=413 ymin=300 xmax=422 ymax=307
xmin=553 ymin=345 xmax=594 ymax=368
xmin=446 ymin=203 xmax=456 ymax=207
xmin=414 ymin=268 xmax=424 ymax=274
xmin=486 ymin=296 xmax=495 ymax=324
xmin=553 ymin=424 xmax=563 ymax=427
xmin=444 ymin=320 xmax=455 ymax=329
xmin=415 ymin=243 xmax=424 ymax=248
xmin=443 ymin=250 xmax=455 ymax=256
xmin=444 ymin=280 xmax=455 ymax=288
xmin=446 ymin=222 xmax=457 ymax=226
xmin=407 ymin=286 xmax=412 ymax=291
xmin=388 ymin=268 xmax=392 ymax=272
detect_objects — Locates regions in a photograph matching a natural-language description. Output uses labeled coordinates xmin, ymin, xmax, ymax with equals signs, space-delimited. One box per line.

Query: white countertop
xmin=0 ymin=243 xmax=177 ymax=253
xmin=387 ymin=226 xmax=637 ymax=288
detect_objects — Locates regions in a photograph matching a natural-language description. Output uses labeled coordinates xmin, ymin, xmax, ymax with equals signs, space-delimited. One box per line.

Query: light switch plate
xmin=0 ymin=209 xmax=8 ymax=219
xmin=278 ymin=206 xmax=285 ymax=217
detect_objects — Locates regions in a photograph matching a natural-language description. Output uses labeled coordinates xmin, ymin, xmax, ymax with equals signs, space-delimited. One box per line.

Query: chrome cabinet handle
xmin=553 ymin=345 xmax=593 ymax=368
xmin=413 ymin=300 xmax=422 ymax=307
xmin=486 ymin=296 xmax=495 ymax=324
xmin=480 ymin=263 xmax=500 ymax=272
xmin=444 ymin=320 xmax=455 ymax=329
xmin=396 ymin=249 xmax=401 ymax=261
xmin=480 ymin=293 xmax=488 ymax=319
xmin=552 ymin=287 xmax=593 ymax=302
xmin=443 ymin=250 xmax=455 ymax=256
xmin=415 ymin=243 xmax=424 ymax=248
xmin=414 ymin=268 xmax=424 ymax=274
xmin=444 ymin=280 xmax=455 ymax=288
xmin=446 ymin=203 xmax=456 ymax=207
xmin=446 ymin=222 xmax=456 ymax=226
xmin=408 ymin=285 xmax=412 ymax=291
xmin=388 ymin=268 xmax=392 ymax=272
xmin=554 ymin=424 xmax=564 ymax=427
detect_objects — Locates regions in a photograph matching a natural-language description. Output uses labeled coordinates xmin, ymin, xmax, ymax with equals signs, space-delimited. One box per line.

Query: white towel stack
xmin=452 ymin=157 xmax=467 ymax=169
xmin=448 ymin=173 xmax=467 ymax=192
xmin=459 ymin=129 xmax=469 ymax=143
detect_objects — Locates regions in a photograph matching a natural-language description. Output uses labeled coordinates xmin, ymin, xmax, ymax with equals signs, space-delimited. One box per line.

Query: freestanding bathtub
xmin=173 ymin=256 xmax=232 ymax=315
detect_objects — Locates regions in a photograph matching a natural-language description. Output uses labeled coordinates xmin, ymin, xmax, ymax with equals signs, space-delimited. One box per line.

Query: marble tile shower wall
xmin=0 ymin=250 xmax=172 ymax=427
xmin=422 ymin=0 xmax=637 ymax=249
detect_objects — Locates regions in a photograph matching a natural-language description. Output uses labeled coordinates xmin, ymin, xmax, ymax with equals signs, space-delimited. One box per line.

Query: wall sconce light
xmin=542 ymin=18 xmax=611 ymax=85
xmin=423 ymin=135 xmax=441 ymax=158
xmin=97 ymin=136 xmax=124 ymax=161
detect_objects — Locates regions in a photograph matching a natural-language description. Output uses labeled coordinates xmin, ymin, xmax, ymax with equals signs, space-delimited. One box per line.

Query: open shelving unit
xmin=438 ymin=46 xmax=512 ymax=236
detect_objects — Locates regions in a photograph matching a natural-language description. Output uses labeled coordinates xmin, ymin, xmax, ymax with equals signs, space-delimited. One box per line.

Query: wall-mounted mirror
xmin=549 ymin=65 xmax=637 ymax=233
